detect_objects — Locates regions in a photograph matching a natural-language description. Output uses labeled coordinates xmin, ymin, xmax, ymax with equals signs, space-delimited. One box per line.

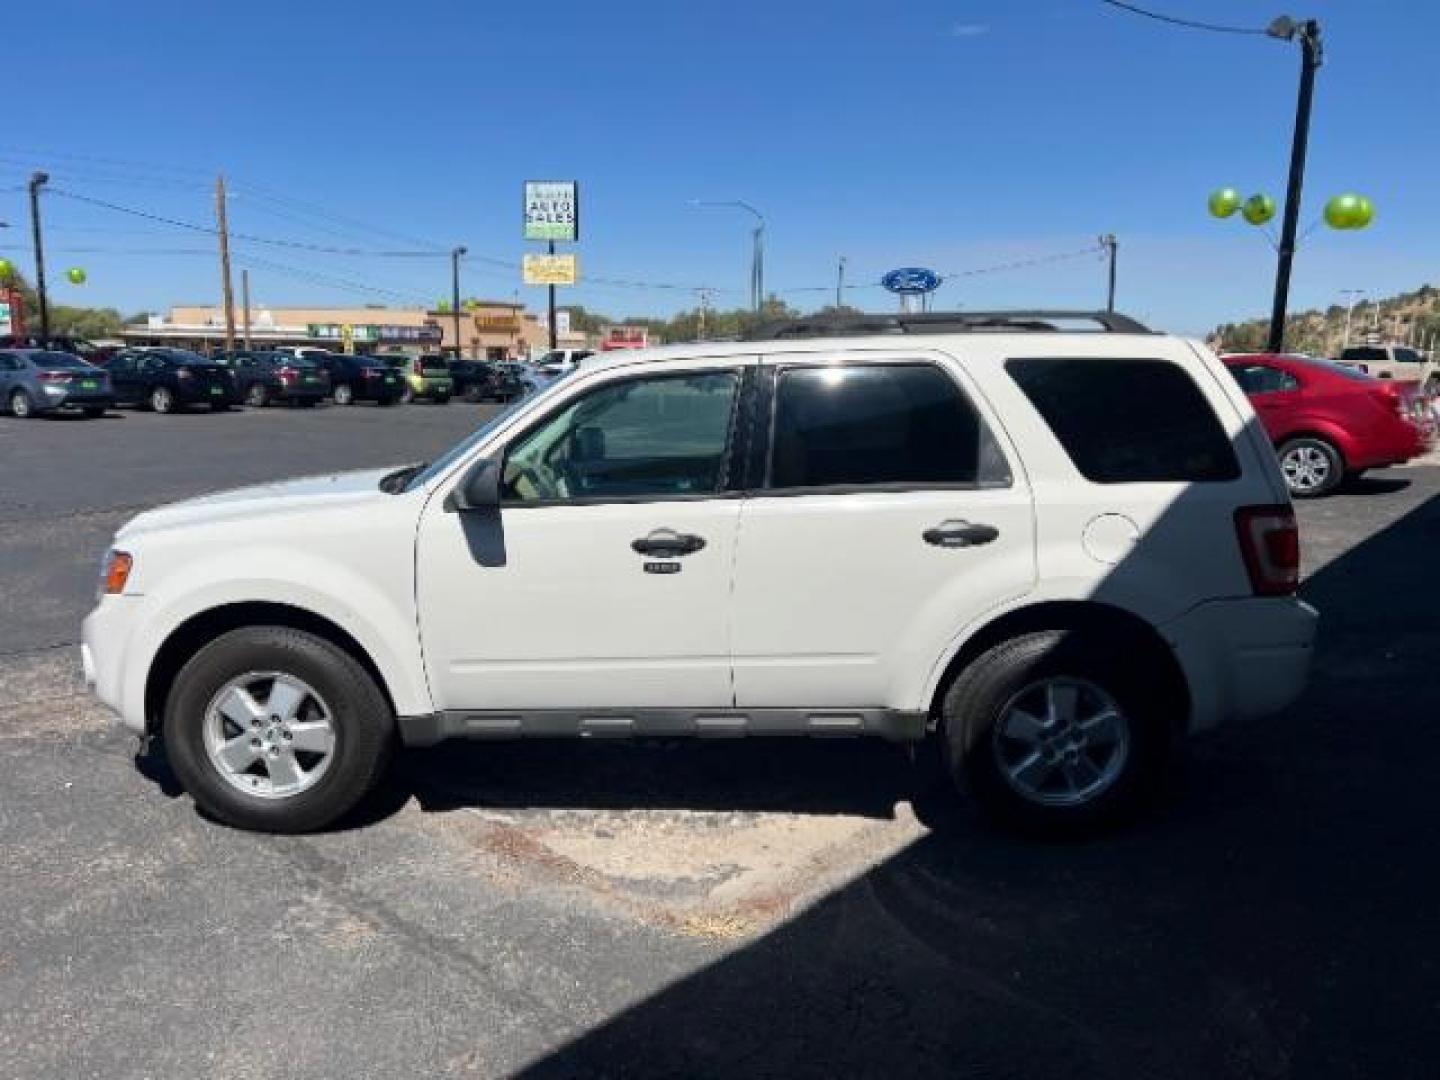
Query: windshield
xmin=419 ymin=358 xmax=450 ymax=373
xmin=401 ymin=380 xmax=570 ymax=493
xmin=32 ymin=352 xmax=93 ymax=369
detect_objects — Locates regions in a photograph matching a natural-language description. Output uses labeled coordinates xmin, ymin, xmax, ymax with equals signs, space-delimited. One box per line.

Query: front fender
xmin=117 ymin=548 xmax=432 ymax=730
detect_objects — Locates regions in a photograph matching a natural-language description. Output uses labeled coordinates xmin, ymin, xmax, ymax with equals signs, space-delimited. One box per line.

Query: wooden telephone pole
xmin=215 ymin=175 xmax=236 ymax=353
xmin=241 ymin=269 xmax=252 ymax=349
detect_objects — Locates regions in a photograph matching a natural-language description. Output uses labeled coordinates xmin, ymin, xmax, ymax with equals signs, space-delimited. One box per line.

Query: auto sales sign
xmin=524 ymin=181 xmax=579 ymax=242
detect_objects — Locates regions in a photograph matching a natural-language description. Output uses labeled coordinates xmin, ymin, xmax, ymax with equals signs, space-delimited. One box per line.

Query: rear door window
xmin=1007 ymin=357 xmax=1240 ymax=483
xmin=1228 ymin=363 xmax=1298 ymax=395
xmin=767 ymin=363 xmax=1010 ymax=490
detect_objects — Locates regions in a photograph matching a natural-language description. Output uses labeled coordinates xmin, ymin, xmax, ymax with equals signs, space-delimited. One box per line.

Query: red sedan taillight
xmin=1235 ymin=505 xmax=1300 ymax=597
xmin=279 ymin=366 xmax=298 ymax=382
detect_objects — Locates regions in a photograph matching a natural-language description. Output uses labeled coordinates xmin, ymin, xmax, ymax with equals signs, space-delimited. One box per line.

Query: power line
xmin=1096 ymin=0 xmax=1268 ymax=36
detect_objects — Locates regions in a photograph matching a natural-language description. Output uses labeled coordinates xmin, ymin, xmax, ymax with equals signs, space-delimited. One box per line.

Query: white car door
xmin=731 ymin=353 xmax=1036 ymax=711
xmin=416 ymin=362 xmax=750 ymax=713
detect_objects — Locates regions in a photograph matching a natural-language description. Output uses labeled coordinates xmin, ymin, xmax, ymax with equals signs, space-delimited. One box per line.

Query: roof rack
xmin=743 ymin=310 xmax=1153 ymax=341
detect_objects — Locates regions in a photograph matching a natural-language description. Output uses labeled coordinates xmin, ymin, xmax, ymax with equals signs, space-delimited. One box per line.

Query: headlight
xmin=100 ymin=550 xmax=134 ymax=596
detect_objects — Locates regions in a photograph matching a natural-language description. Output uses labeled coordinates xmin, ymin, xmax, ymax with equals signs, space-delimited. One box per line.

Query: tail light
xmin=362 ymin=368 xmax=381 ymax=378
xmin=279 ymin=366 xmax=298 ymax=382
xmin=176 ymin=366 xmax=194 ymax=380
xmin=38 ymin=371 xmax=69 ymax=383
xmin=1235 ymin=505 xmax=1300 ymax=596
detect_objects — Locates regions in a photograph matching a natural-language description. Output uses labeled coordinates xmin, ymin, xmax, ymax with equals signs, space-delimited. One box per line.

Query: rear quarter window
xmin=1007 ymin=357 xmax=1240 ymax=483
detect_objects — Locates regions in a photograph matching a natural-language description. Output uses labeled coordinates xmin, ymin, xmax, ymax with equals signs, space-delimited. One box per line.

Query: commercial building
xmin=127 ymin=302 xmax=537 ymax=360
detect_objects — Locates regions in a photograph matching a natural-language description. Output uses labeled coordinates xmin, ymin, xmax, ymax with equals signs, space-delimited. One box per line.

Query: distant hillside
xmin=1211 ymin=284 xmax=1440 ymax=356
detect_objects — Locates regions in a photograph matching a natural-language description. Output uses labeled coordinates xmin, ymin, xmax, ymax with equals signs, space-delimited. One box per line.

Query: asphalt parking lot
xmin=2 ymin=402 xmax=1438 ymax=1078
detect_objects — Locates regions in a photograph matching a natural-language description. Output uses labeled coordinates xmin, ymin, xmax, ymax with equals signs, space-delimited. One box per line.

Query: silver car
xmin=0 ymin=349 xmax=115 ymax=418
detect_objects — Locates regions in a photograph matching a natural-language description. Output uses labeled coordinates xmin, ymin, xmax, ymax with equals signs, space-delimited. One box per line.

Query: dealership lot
xmin=2 ymin=404 xmax=1438 ymax=1077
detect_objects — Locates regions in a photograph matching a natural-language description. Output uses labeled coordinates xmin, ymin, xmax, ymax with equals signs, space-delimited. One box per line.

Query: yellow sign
xmin=341 ymin=324 xmax=355 ymax=355
xmin=523 ymin=253 xmax=578 ymax=286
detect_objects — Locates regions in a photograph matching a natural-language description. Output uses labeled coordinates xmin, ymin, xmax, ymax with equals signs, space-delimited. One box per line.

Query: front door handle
xmin=923 ymin=520 xmax=999 ymax=548
xmin=632 ymin=528 xmax=706 ymax=558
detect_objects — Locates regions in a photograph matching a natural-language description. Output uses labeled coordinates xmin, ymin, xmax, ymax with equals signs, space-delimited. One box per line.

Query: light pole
xmin=690 ymin=200 xmax=765 ymax=315
xmin=450 ymin=246 xmax=466 ymax=359
xmin=29 ymin=171 xmax=50 ymax=344
xmin=1264 ymin=16 xmax=1323 ymax=354
xmin=1338 ymin=288 xmax=1364 ymax=349
xmin=836 ymin=256 xmax=846 ymax=309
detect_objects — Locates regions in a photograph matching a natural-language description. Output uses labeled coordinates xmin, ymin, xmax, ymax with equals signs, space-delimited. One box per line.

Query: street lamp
xmin=451 ymin=246 xmax=467 ymax=359
xmin=1262 ymin=15 xmax=1322 ymax=354
xmin=689 ymin=200 xmax=765 ymax=315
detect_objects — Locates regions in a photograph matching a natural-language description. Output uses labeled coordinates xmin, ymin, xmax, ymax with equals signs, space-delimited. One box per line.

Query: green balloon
xmin=1242 ymin=193 xmax=1276 ymax=226
xmin=0 ymin=258 xmax=12 ymax=280
xmin=1208 ymin=187 xmax=1242 ymax=218
xmin=66 ymin=267 xmax=87 ymax=285
xmin=1324 ymin=193 xmax=1362 ymax=229
xmin=1352 ymin=195 xmax=1374 ymax=229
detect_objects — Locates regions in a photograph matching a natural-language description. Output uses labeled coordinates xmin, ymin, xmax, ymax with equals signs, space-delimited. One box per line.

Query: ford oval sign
xmin=881 ymin=267 xmax=941 ymax=295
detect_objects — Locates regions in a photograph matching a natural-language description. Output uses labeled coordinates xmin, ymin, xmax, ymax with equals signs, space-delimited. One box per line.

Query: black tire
xmin=433 ymin=394 xmax=451 ymax=405
xmin=83 ymin=406 xmax=106 ymax=419
xmin=9 ymin=389 xmax=36 ymax=418
xmin=1277 ymin=436 xmax=1343 ymax=498
xmin=296 ymin=398 xmax=318 ymax=408
xmin=333 ymin=383 xmax=355 ymax=406
xmin=245 ymin=382 xmax=270 ymax=408
xmin=940 ymin=631 xmax=1171 ymax=837
xmin=163 ymin=626 xmax=395 ymax=834
xmin=211 ymin=402 xmax=231 ymax=412
xmin=150 ymin=385 xmax=176 ymax=414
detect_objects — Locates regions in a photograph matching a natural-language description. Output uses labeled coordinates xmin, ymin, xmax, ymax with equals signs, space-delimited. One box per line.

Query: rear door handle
xmin=923 ymin=520 xmax=999 ymax=548
xmin=632 ymin=528 xmax=706 ymax=558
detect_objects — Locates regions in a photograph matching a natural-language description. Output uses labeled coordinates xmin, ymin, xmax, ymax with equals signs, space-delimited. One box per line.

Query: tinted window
xmin=1007 ymin=357 xmax=1239 ymax=483
xmin=419 ymin=357 xmax=450 ymax=373
xmin=770 ymin=364 xmax=1008 ymax=489
xmin=0 ymin=353 xmax=20 ymax=371
xmin=108 ymin=355 xmax=135 ymax=375
xmin=1228 ymin=363 xmax=1298 ymax=395
xmin=1394 ymin=348 xmax=1423 ymax=364
xmin=503 ymin=371 xmax=739 ymax=502
xmin=1340 ymin=347 xmax=1387 ymax=364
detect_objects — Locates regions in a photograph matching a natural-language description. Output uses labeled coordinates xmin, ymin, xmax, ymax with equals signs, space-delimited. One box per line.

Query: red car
xmin=1224 ymin=353 xmax=1435 ymax=497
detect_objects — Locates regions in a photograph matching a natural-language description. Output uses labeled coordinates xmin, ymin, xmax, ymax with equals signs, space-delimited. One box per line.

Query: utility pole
xmin=215 ymin=174 xmax=236 ymax=353
xmin=836 ymin=256 xmax=846 ymax=309
xmin=1265 ymin=17 xmax=1323 ymax=354
xmin=241 ymin=269 xmax=252 ymax=349
xmin=28 ymin=171 xmax=49 ymax=344
xmin=695 ymin=287 xmax=713 ymax=340
xmin=1099 ymin=234 xmax=1118 ymax=312
xmin=450 ymin=246 xmax=467 ymax=358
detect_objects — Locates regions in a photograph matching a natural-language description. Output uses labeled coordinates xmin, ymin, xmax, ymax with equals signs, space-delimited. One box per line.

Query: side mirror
xmin=444 ymin=457 xmax=502 ymax=512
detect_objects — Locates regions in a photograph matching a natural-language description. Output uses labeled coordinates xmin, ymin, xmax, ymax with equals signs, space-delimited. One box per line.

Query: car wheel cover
xmin=153 ymin=388 xmax=172 ymax=411
xmin=990 ymin=676 xmax=1131 ymax=807
xmin=11 ymin=391 xmax=30 ymax=417
xmin=247 ymin=384 xmax=267 ymax=406
xmin=1282 ymin=444 xmax=1331 ymax=492
xmin=202 ymin=671 xmax=338 ymax=800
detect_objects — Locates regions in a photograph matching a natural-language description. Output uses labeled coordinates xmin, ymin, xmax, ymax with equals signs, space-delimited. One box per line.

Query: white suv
xmin=82 ymin=311 xmax=1317 ymax=835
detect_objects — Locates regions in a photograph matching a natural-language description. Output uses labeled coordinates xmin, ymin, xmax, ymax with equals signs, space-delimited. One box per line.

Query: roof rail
xmin=743 ymin=310 xmax=1153 ymax=340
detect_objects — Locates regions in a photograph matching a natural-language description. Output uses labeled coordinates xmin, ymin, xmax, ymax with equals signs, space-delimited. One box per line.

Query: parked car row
xmin=0 ymin=346 xmax=559 ymax=418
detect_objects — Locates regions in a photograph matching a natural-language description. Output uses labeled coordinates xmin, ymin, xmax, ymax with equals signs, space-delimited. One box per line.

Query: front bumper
xmin=1162 ymin=596 xmax=1319 ymax=732
xmin=82 ymin=596 xmax=147 ymax=734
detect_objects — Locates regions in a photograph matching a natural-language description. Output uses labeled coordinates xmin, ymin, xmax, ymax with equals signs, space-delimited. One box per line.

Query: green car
xmin=382 ymin=354 xmax=453 ymax=404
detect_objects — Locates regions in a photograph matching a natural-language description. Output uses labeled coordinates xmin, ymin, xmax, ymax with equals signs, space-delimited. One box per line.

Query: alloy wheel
xmin=11 ymin=391 xmax=32 ymax=418
xmin=990 ymin=677 xmax=1131 ymax=807
xmin=202 ymin=672 xmax=338 ymax=799
xmin=1282 ymin=444 xmax=1330 ymax=493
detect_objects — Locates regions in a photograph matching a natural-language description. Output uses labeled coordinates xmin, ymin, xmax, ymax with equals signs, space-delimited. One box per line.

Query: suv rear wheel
xmin=163 ymin=626 xmax=395 ymax=833
xmin=1278 ymin=436 xmax=1342 ymax=498
xmin=9 ymin=389 xmax=35 ymax=418
xmin=332 ymin=383 xmax=354 ymax=406
xmin=939 ymin=631 xmax=1169 ymax=835
xmin=245 ymin=382 xmax=269 ymax=408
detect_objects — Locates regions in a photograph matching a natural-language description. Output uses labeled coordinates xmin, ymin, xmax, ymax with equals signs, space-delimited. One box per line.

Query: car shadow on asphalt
xmin=508 ymin=486 xmax=1440 ymax=1079
xmin=1342 ymin=475 xmax=1411 ymax=496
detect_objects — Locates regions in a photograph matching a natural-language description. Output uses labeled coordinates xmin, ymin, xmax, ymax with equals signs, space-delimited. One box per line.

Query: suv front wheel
xmin=940 ymin=631 xmax=1169 ymax=835
xmin=163 ymin=626 xmax=395 ymax=833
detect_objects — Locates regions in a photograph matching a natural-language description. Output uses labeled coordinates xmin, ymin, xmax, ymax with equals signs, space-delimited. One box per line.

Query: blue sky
xmin=2 ymin=0 xmax=1433 ymax=335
